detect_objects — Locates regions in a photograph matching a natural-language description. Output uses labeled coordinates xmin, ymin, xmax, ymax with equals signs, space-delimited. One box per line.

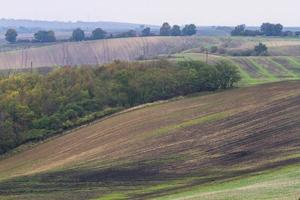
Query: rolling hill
xmin=0 ymin=36 xmax=206 ymax=70
xmin=0 ymin=81 xmax=300 ymax=200
xmin=1 ymin=36 xmax=300 ymax=70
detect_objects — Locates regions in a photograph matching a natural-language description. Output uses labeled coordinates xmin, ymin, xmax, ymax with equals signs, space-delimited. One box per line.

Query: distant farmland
xmin=0 ymin=36 xmax=208 ymax=69
xmin=1 ymin=36 xmax=300 ymax=70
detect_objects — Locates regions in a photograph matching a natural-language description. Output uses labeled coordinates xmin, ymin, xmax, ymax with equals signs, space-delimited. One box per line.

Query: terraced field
xmin=1 ymin=81 xmax=300 ymax=200
xmin=174 ymin=53 xmax=300 ymax=85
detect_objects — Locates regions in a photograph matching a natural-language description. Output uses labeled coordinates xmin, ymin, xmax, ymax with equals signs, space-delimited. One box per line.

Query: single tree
xmin=171 ymin=25 xmax=181 ymax=36
xmin=34 ymin=30 xmax=56 ymax=42
xmin=160 ymin=22 xmax=171 ymax=36
xmin=5 ymin=29 xmax=18 ymax=43
xmin=231 ymin=24 xmax=246 ymax=36
xmin=274 ymin=24 xmax=284 ymax=35
xmin=47 ymin=31 xmax=56 ymax=42
xmin=72 ymin=28 xmax=85 ymax=41
xmin=142 ymin=27 xmax=151 ymax=36
xmin=91 ymin=28 xmax=106 ymax=40
xmin=254 ymin=43 xmax=268 ymax=56
xmin=215 ymin=61 xmax=241 ymax=89
xmin=182 ymin=24 xmax=197 ymax=36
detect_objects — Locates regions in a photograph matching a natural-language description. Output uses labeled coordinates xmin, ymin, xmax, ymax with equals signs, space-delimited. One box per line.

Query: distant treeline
xmin=231 ymin=23 xmax=300 ymax=37
xmin=0 ymin=60 xmax=240 ymax=154
xmin=4 ymin=22 xmax=197 ymax=44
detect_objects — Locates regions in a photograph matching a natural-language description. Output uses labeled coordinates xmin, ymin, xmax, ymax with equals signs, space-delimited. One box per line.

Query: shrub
xmin=254 ymin=43 xmax=268 ymax=56
xmin=210 ymin=46 xmax=218 ymax=53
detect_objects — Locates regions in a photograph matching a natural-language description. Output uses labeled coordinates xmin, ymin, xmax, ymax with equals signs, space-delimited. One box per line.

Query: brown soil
xmin=1 ymin=81 xmax=300 ymax=199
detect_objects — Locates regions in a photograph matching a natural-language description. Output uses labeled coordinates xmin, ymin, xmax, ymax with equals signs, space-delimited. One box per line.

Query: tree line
xmin=159 ymin=23 xmax=197 ymax=36
xmin=4 ymin=22 xmax=198 ymax=44
xmin=0 ymin=60 xmax=240 ymax=154
xmin=231 ymin=23 xmax=300 ymax=37
xmin=4 ymin=28 xmax=108 ymax=43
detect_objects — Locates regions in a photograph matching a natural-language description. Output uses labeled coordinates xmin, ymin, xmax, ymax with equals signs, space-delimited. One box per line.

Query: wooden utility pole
xmin=205 ymin=49 xmax=209 ymax=64
xmin=30 ymin=61 xmax=33 ymax=73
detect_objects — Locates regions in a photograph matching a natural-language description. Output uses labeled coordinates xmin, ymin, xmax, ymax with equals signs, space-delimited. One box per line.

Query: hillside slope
xmin=175 ymin=53 xmax=300 ymax=85
xmin=0 ymin=81 xmax=300 ymax=200
xmin=0 ymin=36 xmax=206 ymax=69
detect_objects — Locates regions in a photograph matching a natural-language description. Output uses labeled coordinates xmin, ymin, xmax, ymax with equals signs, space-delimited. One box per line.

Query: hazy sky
xmin=1 ymin=0 xmax=299 ymax=26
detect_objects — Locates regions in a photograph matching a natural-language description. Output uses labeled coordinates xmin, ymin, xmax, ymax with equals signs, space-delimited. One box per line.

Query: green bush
xmin=25 ymin=129 xmax=53 ymax=141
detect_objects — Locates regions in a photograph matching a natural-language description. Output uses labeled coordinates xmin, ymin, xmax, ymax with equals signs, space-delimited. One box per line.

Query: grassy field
xmin=0 ymin=81 xmax=300 ymax=199
xmin=158 ymin=163 xmax=300 ymax=200
xmin=173 ymin=52 xmax=300 ymax=85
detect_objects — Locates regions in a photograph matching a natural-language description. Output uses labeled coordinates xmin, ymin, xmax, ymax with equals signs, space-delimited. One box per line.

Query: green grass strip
xmin=146 ymin=111 xmax=229 ymax=138
xmin=223 ymin=58 xmax=258 ymax=86
xmin=92 ymin=193 xmax=128 ymax=200
xmin=286 ymin=57 xmax=300 ymax=69
xmin=157 ymin=163 xmax=300 ymax=200
xmin=266 ymin=57 xmax=299 ymax=78
xmin=246 ymin=58 xmax=277 ymax=80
